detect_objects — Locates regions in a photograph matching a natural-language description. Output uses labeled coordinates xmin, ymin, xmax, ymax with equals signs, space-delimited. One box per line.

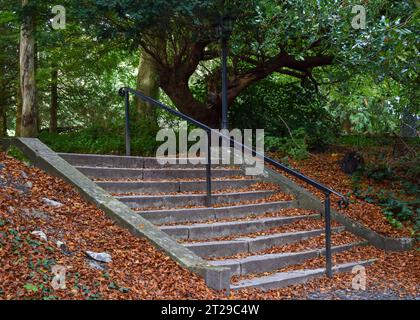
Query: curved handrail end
xmin=119 ymin=87 xmax=128 ymax=97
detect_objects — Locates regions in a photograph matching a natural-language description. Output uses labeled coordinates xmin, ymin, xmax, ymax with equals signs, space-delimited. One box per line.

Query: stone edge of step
xmin=230 ymin=258 xmax=377 ymax=290
xmin=159 ymin=214 xmax=320 ymax=240
xmin=139 ymin=200 xmax=296 ymax=215
xmin=184 ymin=226 xmax=346 ymax=258
xmin=75 ymin=165 xmax=243 ymax=172
xmin=160 ymin=214 xmax=319 ymax=232
xmin=96 ymin=178 xmax=259 ymax=186
xmin=115 ymin=189 xmax=276 ymax=200
xmin=209 ymin=241 xmax=367 ymax=276
xmin=138 ymin=200 xmax=297 ymax=224
xmin=59 ymin=153 xmax=221 ymax=168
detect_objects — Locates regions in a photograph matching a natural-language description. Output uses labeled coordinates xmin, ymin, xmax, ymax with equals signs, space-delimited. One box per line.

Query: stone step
xmin=185 ymin=227 xmax=346 ymax=258
xmin=116 ymin=190 xmax=276 ymax=209
xmin=230 ymin=259 xmax=376 ymax=290
xmin=159 ymin=214 xmax=320 ymax=240
xmin=75 ymin=166 xmax=244 ymax=180
xmin=59 ymin=153 xmax=145 ymax=168
xmin=210 ymin=242 xmax=366 ymax=276
xmin=59 ymin=153 xmax=233 ymax=169
xmin=97 ymin=178 xmax=260 ymax=194
xmin=139 ymin=201 xmax=297 ymax=224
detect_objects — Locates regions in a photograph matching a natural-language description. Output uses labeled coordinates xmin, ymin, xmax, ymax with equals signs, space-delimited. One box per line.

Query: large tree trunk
xmin=160 ymin=78 xmax=220 ymax=128
xmin=19 ymin=0 xmax=38 ymax=137
xmin=136 ymin=50 xmax=159 ymax=122
xmin=49 ymin=67 xmax=58 ymax=133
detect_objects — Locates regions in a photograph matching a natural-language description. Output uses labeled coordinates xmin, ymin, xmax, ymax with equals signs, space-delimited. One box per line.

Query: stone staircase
xmin=59 ymin=153 xmax=375 ymax=291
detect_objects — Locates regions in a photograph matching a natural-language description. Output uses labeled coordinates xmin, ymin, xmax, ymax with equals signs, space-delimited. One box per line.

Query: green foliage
xmin=0 ymin=6 xmax=19 ymax=134
xmin=265 ymin=128 xmax=309 ymax=160
xmin=230 ymin=78 xmax=338 ymax=151
xmin=2 ymin=0 xmax=417 ymax=141
xmin=0 ymin=2 xmax=138 ymax=135
xmin=335 ymin=135 xmax=393 ymax=148
xmin=23 ymin=283 xmax=39 ymax=293
xmin=325 ymin=75 xmax=416 ymax=135
xmin=364 ymin=163 xmax=396 ymax=182
xmin=407 ymin=162 xmax=420 ymax=180
xmin=35 ymin=37 xmax=138 ymax=131
xmin=68 ymin=0 xmax=418 ymax=136
xmin=402 ymin=155 xmax=420 ymax=181
xmin=352 ymin=168 xmax=419 ymax=236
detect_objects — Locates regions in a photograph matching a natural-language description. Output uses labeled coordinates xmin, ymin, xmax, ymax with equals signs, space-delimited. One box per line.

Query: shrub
xmin=229 ymin=77 xmax=339 ymax=150
xmin=364 ymin=163 xmax=395 ymax=182
xmin=265 ymin=128 xmax=309 ymax=160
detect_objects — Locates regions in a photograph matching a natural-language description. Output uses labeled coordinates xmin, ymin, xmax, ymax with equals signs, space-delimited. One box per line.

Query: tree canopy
xmin=66 ymin=0 xmax=419 ymax=126
xmin=0 ymin=0 xmax=418 ymax=137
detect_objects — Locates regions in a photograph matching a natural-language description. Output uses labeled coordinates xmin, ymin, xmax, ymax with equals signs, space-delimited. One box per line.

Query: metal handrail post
xmin=206 ymin=130 xmax=212 ymax=206
xmin=124 ymin=91 xmax=131 ymax=156
xmin=324 ymin=193 xmax=333 ymax=278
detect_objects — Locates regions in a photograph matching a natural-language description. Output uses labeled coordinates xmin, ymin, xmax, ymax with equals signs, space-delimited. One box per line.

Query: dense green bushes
xmin=229 ymin=77 xmax=339 ymax=156
xmin=265 ymin=128 xmax=309 ymax=160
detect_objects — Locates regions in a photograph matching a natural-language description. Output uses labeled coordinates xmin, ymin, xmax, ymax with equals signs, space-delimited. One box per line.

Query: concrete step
xmin=59 ymin=153 xmax=233 ymax=169
xmin=75 ymin=166 xmax=244 ymax=180
xmin=139 ymin=201 xmax=297 ymax=224
xmin=97 ymin=179 xmax=260 ymax=194
xmin=210 ymin=242 xmax=366 ymax=276
xmin=159 ymin=214 xmax=320 ymax=240
xmin=59 ymin=153 xmax=145 ymax=168
xmin=116 ymin=190 xmax=276 ymax=209
xmin=230 ymin=259 xmax=376 ymax=290
xmin=185 ymin=227 xmax=346 ymax=258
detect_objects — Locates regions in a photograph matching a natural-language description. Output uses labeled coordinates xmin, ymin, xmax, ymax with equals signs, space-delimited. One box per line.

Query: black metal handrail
xmin=119 ymin=86 xmax=349 ymax=278
xmin=119 ymin=87 xmax=213 ymax=206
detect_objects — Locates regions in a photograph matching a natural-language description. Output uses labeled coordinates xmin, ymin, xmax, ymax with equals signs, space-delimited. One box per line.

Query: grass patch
xmin=6 ymin=146 xmax=32 ymax=164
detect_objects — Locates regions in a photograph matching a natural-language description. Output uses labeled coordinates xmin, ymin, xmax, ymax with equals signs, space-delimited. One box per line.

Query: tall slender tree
xmin=19 ymin=0 xmax=38 ymax=137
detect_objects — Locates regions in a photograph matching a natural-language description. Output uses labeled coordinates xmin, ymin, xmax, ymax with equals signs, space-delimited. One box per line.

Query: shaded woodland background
xmin=0 ymin=1 xmax=418 ymax=153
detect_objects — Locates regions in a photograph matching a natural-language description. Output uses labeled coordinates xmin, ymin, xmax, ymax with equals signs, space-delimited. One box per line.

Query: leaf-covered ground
xmin=269 ymin=149 xmax=417 ymax=238
xmin=0 ymin=152 xmax=418 ymax=300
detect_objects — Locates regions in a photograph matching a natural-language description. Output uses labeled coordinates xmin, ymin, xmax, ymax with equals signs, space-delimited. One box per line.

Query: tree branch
xmin=223 ymin=52 xmax=333 ymax=105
